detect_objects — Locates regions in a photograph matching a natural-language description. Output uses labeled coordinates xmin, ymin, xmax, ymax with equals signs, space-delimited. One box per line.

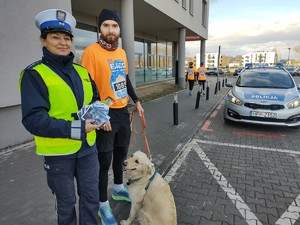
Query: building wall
xmin=0 ymin=0 xmax=72 ymax=149
xmin=0 ymin=0 xmax=208 ymax=149
xmin=145 ymin=0 xmax=208 ymax=40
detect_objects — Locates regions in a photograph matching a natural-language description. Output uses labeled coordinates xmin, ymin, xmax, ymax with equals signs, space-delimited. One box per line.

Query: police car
xmin=224 ymin=66 xmax=300 ymax=127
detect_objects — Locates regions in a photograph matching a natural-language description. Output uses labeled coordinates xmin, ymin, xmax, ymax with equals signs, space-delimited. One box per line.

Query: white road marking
xmin=192 ymin=139 xmax=263 ymax=225
xmin=164 ymin=140 xmax=194 ymax=183
xmin=165 ymin=138 xmax=300 ymax=225
xmin=197 ymin=139 xmax=300 ymax=155
xmin=275 ymin=194 xmax=300 ymax=224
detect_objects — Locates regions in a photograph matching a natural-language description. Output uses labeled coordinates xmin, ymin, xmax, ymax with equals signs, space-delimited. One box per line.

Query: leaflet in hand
xmin=77 ymin=100 xmax=110 ymax=127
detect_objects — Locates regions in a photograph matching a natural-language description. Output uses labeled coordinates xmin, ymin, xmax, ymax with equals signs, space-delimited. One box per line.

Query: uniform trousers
xmin=44 ymin=150 xmax=99 ymax=225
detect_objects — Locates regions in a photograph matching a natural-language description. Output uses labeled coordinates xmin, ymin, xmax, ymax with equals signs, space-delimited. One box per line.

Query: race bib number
xmin=112 ymin=80 xmax=127 ymax=99
xmin=109 ymin=59 xmax=128 ymax=99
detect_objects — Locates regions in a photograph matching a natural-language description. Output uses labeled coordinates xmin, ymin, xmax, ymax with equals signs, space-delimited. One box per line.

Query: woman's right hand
xmin=85 ymin=119 xmax=103 ymax=133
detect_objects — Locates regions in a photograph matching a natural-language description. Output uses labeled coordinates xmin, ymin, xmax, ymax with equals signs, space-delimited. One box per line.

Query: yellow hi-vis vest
xmin=20 ymin=63 xmax=96 ymax=156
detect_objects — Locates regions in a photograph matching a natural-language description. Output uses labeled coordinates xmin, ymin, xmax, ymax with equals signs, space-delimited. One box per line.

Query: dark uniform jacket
xmin=20 ymin=47 xmax=99 ymax=158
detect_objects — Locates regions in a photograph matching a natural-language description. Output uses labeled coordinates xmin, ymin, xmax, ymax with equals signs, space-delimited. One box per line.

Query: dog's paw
xmin=120 ymin=220 xmax=130 ymax=225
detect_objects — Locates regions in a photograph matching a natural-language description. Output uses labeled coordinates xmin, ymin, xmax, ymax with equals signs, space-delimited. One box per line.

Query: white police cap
xmin=34 ymin=9 xmax=76 ymax=36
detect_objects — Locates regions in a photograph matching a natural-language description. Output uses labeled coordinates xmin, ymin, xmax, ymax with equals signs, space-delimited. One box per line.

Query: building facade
xmin=196 ymin=50 xmax=280 ymax=70
xmin=242 ymin=51 xmax=279 ymax=66
xmin=0 ymin=0 xmax=209 ymax=149
xmin=196 ymin=52 xmax=223 ymax=68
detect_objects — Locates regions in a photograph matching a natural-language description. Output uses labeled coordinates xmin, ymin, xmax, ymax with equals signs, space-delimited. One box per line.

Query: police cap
xmin=35 ymin=9 xmax=76 ymax=37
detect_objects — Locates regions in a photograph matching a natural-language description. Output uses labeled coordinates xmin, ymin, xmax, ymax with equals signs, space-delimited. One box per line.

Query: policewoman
xmin=19 ymin=9 xmax=102 ymax=225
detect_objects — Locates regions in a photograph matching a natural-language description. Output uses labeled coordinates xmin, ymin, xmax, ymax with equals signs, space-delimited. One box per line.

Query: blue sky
xmin=186 ymin=0 xmax=300 ymax=60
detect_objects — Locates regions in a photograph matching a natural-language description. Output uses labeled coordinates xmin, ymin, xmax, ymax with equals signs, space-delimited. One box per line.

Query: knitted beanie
xmin=98 ymin=8 xmax=121 ymax=27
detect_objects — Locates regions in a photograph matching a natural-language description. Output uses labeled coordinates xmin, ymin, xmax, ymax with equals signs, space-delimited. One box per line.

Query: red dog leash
xmin=130 ymin=109 xmax=152 ymax=160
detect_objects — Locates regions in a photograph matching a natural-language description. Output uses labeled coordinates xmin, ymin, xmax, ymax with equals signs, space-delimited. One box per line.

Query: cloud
xmin=187 ymin=11 xmax=300 ymax=60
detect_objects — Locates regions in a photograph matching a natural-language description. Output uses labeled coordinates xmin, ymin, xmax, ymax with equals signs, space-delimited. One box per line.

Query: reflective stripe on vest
xmin=31 ymin=63 xmax=96 ymax=156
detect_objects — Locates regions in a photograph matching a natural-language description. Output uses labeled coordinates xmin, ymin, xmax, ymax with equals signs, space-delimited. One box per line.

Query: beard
xmin=101 ymin=33 xmax=120 ymax=44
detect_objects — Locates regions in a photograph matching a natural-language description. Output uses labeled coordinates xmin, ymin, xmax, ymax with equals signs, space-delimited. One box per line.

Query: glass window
xmin=189 ymin=0 xmax=194 ymax=15
xmin=202 ymin=0 xmax=208 ymax=27
xmin=135 ymin=53 xmax=145 ymax=83
xmin=167 ymin=42 xmax=172 ymax=56
xmin=135 ymin=41 xmax=144 ymax=53
xmin=182 ymin=0 xmax=187 ymax=9
xmin=166 ymin=42 xmax=173 ymax=77
xmin=73 ymin=24 xmax=98 ymax=64
xmin=157 ymin=42 xmax=166 ymax=56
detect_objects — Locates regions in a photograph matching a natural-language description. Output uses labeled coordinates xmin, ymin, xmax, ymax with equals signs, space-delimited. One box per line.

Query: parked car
xmin=223 ymin=67 xmax=230 ymax=73
xmin=285 ymin=67 xmax=295 ymax=76
xmin=224 ymin=66 xmax=300 ymax=127
xmin=292 ymin=68 xmax=300 ymax=76
xmin=207 ymin=67 xmax=218 ymax=76
xmin=233 ymin=67 xmax=244 ymax=76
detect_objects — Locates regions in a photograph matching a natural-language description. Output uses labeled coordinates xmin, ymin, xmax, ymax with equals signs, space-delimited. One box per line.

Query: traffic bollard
xmin=222 ymin=79 xmax=224 ymax=87
xmin=214 ymin=82 xmax=218 ymax=94
xmin=218 ymin=81 xmax=221 ymax=90
xmin=206 ymin=86 xmax=209 ymax=100
xmin=173 ymin=92 xmax=178 ymax=125
xmin=195 ymin=90 xmax=201 ymax=109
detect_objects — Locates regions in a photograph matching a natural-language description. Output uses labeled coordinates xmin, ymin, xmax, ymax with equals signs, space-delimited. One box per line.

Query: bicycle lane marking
xmin=200 ymin=104 xmax=221 ymax=132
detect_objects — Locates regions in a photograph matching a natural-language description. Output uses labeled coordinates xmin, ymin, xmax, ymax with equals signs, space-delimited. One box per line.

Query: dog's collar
xmin=145 ymin=168 xmax=159 ymax=190
xmin=127 ymin=177 xmax=141 ymax=186
xmin=126 ymin=168 xmax=159 ymax=190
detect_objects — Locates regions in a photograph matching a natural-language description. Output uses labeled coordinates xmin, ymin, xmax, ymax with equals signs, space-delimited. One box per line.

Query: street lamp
xmin=287 ymin=48 xmax=291 ymax=66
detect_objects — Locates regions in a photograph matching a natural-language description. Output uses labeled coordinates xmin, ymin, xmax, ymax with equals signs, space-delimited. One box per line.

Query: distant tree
xmin=294 ymin=46 xmax=300 ymax=58
xmin=258 ymin=54 xmax=264 ymax=63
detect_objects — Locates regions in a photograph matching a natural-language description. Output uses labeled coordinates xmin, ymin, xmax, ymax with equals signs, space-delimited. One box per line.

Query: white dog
xmin=121 ymin=151 xmax=177 ymax=225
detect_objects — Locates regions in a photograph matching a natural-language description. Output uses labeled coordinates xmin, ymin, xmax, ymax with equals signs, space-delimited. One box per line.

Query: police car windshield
xmin=236 ymin=71 xmax=294 ymax=89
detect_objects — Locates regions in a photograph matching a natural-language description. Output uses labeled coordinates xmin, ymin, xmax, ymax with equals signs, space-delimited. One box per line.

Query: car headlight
xmin=227 ymin=92 xmax=242 ymax=105
xmin=287 ymin=97 xmax=300 ymax=109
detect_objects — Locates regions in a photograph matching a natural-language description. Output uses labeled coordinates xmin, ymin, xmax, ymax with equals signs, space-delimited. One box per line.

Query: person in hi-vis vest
xmin=19 ymin=9 xmax=102 ymax=225
xmin=186 ymin=62 xmax=197 ymax=96
xmin=197 ymin=62 xmax=208 ymax=95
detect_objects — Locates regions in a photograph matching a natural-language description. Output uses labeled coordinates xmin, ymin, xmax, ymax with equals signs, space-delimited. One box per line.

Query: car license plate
xmin=250 ymin=111 xmax=277 ymax=118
